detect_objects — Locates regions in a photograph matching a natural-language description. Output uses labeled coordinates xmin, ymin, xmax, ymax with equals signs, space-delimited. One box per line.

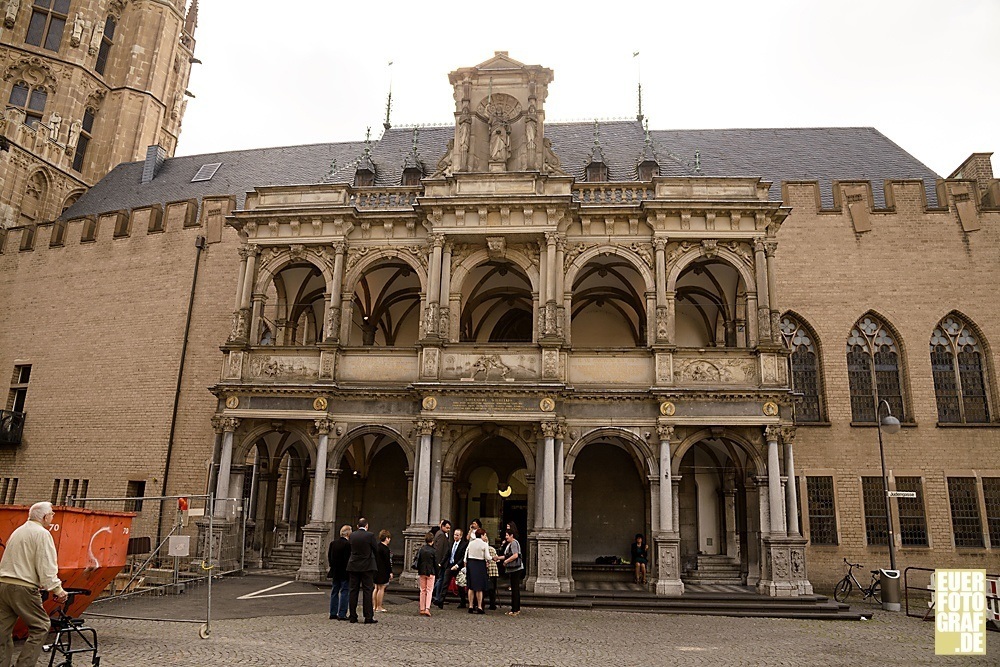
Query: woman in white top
xmin=463 ymin=528 xmax=490 ymax=613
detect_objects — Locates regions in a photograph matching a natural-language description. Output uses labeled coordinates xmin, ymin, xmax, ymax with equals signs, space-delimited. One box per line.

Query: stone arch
xmin=779 ymin=309 xmax=828 ymax=422
xmin=671 ymin=428 xmax=765 ymax=477
xmin=331 ymin=423 xmax=414 ymax=471
xmin=234 ymin=421 xmax=316 ymax=465
xmin=450 ymin=247 xmax=540 ymax=297
xmin=565 ymin=426 xmax=656 ymax=477
xmin=255 ymin=248 xmax=334 ymax=294
xmin=929 ymin=309 xmax=996 ymax=422
xmin=61 ymin=189 xmax=85 ymax=214
xmin=847 ymin=309 xmax=912 ymax=419
xmin=666 ymin=246 xmax=756 ymax=295
xmin=563 ymin=245 xmax=656 ymax=297
xmin=342 ymin=247 xmax=428 ymax=295
xmin=444 ymin=424 xmax=536 ymax=476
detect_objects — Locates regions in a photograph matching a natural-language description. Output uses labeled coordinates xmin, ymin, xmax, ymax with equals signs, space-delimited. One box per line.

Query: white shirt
xmin=465 ymin=538 xmax=489 ymax=561
xmin=0 ymin=519 xmax=65 ymax=594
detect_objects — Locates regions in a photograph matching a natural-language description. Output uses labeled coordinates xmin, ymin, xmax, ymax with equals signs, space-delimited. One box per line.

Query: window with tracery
xmin=95 ymin=16 xmax=116 ymax=75
xmin=779 ymin=315 xmax=823 ymax=422
xmin=930 ymin=315 xmax=990 ymax=424
xmin=25 ymin=0 xmax=70 ymax=52
xmin=847 ymin=315 xmax=905 ymax=423
xmin=72 ymin=108 xmax=95 ymax=173
xmin=8 ymin=83 xmax=47 ymax=128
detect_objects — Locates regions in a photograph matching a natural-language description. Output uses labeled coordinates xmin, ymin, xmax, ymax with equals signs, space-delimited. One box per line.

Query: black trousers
xmin=508 ymin=569 xmax=522 ymax=612
xmin=348 ymin=570 xmax=375 ymax=620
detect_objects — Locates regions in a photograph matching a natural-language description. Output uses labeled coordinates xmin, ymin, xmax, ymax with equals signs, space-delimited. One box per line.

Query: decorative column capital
xmin=238 ymin=244 xmax=253 ymax=260
xmin=544 ymin=231 xmax=560 ymax=245
xmin=212 ymin=416 xmax=240 ymax=433
xmin=540 ymin=421 xmax=558 ymax=438
xmin=764 ymin=424 xmax=781 ymax=443
xmin=753 ymin=237 xmax=767 ymax=254
xmin=765 ymin=240 xmax=779 ymax=257
xmin=415 ymin=419 xmax=437 ymax=436
xmin=652 ymin=237 xmax=668 ymax=253
xmin=429 ymin=233 xmax=445 ymax=248
xmin=554 ymin=423 xmax=568 ymax=441
xmin=314 ymin=418 xmax=334 ymax=435
xmin=211 ymin=415 xmax=225 ymax=433
xmin=333 ymin=240 xmax=348 ymax=255
xmin=780 ymin=424 xmax=796 ymax=445
xmin=656 ymin=424 xmax=675 ymax=442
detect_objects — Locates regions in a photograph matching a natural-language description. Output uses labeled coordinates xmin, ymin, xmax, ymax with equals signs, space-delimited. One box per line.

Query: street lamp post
xmin=876 ymin=399 xmax=901 ymax=571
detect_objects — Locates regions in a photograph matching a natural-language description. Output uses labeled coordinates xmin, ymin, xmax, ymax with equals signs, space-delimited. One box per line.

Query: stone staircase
xmin=683 ymin=554 xmax=744 ymax=585
xmin=268 ymin=542 xmax=303 ymax=571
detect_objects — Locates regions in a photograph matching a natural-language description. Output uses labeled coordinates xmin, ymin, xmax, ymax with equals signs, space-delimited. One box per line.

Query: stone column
xmin=653 ymin=238 xmax=670 ymax=342
xmin=746 ymin=293 xmax=759 ymax=348
xmin=297 ymin=418 xmax=334 ymax=583
xmin=229 ymin=245 xmax=257 ymax=342
xmin=430 ymin=428 xmax=444 ymax=525
xmin=424 ymin=235 xmax=443 ymax=338
xmin=783 ymin=426 xmax=800 ymax=537
xmin=233 ymin=247 xmax=249 ymax=310
xmin=765 ymin=240 xmax=780 ymax=342
xmin=249 ymin=293 xmax=266 ymax=344
xmin=657 ymin=425 xmax=674 ymax=532
xmin=753 ymin=238 xmax=771 ymax=341
xmin=544 ymin=232 xmax=557 ymax=304
xmin=554 ymin=426 xmax=565 ymax=530
xmin=765 ymin=425 xmax=786 ymax=536
xmin=440 ymin=472 xmax=455 ymax=525
xmin=724 ymin=486 xmax=739 ymax=561
xmin=413 ymin=420 xmax=435 ymax=525
xmin=438 ymin=242 xmax=452 ymax=339
xmin=540 ymin=422 xmax=557 ymax=528
xmin=555 ymin=236 xmax=566 ymax=337
xmin=536 ymin=239 xmax=547 ymax=323
xmin=324 ymin=242 xmax=346 ymax=342
xmin=213 ymin=416 xmax=240 ymax=518
xmin=309 ymin=419 xmax=333 ymax=523
xmin=653 ymin=425 xmax=682 ymax=595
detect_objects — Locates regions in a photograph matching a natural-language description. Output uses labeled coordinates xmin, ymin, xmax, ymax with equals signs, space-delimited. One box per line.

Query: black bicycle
xmin=833 ymin=558 xmax=881 ymax=604
xmin=42 ymin=588 xmax=100 ymax=667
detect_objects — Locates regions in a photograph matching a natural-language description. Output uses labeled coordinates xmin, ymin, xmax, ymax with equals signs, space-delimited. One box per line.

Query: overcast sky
xmin=178 ymin=0 xmax=999 ymax=177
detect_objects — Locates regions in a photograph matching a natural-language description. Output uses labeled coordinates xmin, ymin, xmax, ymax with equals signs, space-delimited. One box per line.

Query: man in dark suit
xmin=346 ymin=517 xmax=379 ymax=624
xmin=432 ymin=526 xmax=467 ymax=609
xmin=327 ymin=524 xmax=352 ymax=620
xmin=430 ymin=519 xmax=451 ymax=607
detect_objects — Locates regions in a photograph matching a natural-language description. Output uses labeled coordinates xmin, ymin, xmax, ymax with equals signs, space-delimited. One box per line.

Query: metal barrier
xmin=67 ymin=493 xmax=247 ymax=639
xmin=904 ymin=566 xmax=1000 ymax=631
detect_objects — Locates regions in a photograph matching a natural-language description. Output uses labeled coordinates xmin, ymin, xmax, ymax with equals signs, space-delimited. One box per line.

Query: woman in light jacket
xmin=464 ymin=528 xmax=489 ymax=614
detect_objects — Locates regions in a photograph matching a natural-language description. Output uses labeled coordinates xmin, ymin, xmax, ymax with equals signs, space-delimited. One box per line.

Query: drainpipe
xmin=156 ymin=235 xmax=207 ymax=549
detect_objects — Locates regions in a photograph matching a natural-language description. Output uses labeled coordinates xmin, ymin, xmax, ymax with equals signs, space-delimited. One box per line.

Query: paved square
xmin=47 ymin=577 xmax=994 ymax=666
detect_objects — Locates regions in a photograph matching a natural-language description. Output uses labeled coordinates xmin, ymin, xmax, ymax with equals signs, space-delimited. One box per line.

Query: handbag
xmin=455 ymin=566 xmax=467 ymax=588
xmin=447 ymin=576 xmax=459 ymax=595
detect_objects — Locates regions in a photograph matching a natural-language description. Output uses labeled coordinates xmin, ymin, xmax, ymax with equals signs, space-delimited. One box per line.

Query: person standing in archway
xmin=346 ymin=518 xmax=378 ymax=624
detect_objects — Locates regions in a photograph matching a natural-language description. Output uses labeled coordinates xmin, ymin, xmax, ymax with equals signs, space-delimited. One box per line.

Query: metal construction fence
xmin=67 ymin=493 xmax=247 ymax=639
xmin=904 ymin=566 xmax=1000 ymax=631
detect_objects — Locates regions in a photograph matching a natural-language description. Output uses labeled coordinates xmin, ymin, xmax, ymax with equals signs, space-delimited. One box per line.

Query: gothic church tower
xmin=0 ymin=0 xmax=198 ymax=228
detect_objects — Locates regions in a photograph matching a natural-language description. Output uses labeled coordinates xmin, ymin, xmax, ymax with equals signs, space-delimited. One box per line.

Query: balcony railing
xmin=0 ymin=410 xmax=25 ymax=446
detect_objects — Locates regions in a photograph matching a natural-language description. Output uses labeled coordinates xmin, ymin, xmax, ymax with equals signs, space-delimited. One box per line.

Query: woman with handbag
xmin=464 ymin=528 xmax=489 ymax=614
xmin=499 ymin=527 xmax=523 ymax=616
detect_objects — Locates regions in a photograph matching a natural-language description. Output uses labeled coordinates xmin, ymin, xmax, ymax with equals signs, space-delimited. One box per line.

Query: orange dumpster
xmin=1 ymin=505 xmax=135 ymax=638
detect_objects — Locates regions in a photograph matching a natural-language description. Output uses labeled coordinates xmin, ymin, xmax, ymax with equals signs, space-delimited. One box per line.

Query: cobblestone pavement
xmin=18 ymin=578 xmax=998 ymax=666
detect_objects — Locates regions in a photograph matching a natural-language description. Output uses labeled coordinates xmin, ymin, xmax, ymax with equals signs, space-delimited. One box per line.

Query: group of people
xmin=420 ymin=518 xmax=523 ymax=617
xmin=326 ymin=518 xmax=394 ymax=624
xmin=328 ymin=516 xmax=525 ymax=622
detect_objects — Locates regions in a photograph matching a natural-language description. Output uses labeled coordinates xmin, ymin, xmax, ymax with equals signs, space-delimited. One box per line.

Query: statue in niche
xmin=67 ymin=119 xmax=82 ymax=149
xmin=47 ymin=111 xmax=61 ymax=142
xmin=525 ymin=103 xmax=538 ymax=151
xmin=476 ymin=92 xmax=522 ymax=166
xmin=5 ymin=0 xmax=20 ymax=29
xmin=70 ymin=12 xmax=85 ymax=46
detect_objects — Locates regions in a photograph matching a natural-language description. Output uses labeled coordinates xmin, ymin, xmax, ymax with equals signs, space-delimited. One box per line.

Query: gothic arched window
xmin=847 ymin=315 xmax=905 ymax=423
xmin=931 ymin=315 xmax=991 ymax=423
xmin=95 ymin=16 xmax=117 ymax=76
xmin=779 ymin=314 xmax=824 ymax=422
xmin=8 ymin=83 xmax=47 ymax=128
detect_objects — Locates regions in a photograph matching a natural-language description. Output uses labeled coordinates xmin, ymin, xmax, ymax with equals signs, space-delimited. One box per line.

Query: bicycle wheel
xmin=870 ymin=580 xmax=881 ymax=604
xmin=834 ymin=578 xmax=852 ymax=602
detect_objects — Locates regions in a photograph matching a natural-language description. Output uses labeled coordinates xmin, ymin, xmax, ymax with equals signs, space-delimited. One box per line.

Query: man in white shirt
xmin=0 ymin=502 xmax=67 ymax=667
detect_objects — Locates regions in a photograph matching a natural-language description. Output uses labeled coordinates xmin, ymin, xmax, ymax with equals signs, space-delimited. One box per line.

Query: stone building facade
xmin=1 ymin=54 xmax=998 ymax=596
xmin=0 ymin=0 xmax=197 ymax=228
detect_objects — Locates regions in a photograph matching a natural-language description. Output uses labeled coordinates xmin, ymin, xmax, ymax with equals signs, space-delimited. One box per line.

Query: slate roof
xmin=63 ymin=122 xmax=941 ymax=220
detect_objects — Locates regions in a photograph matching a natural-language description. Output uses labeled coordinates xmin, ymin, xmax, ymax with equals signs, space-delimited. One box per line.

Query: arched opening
xmin=259 ymin=263 xmax=326 ymax=345
xmin=571 ymin=441 xmax=646 ymax=564
xmin=571 ymin=256 xmax=646 ymax=347
xmin=349 ymin=260 xmax=421 ymax=346
xmin=336 ymin=433 xmax=409 ymax=548
xmin=675 ymin=257 xmax=749 ymax=348
xmin=677 ymin=437 xmax=757 ymax=586
xmin=459 ymin=261 xmax=533 ymax=343
xmin=453 ymin=435 xmax=529 ymax=548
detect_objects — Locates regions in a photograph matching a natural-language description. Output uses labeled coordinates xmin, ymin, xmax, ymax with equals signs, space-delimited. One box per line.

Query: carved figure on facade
xmin=563 ymin=242 xmax=597 ymax=272
xmin=431 ymin=139 xmax=454 ymax=178
xmin=655 ymin=306 xmax=669 ymax=341
xmin=790 ymin=549 xmax=804 ymax=576
xmin=541 ymin=138 xmax=567 ymax=176
xmin=422 ymin=347 xmax=439 ymax=377
xmin=47 ymin=111 xmax=61 ymax=142
xmin=542 ymin=350 xmax=559 ymax=378
xmin=723 ymin=241 xmax=754 ymax=267
xmin=4 ymin=57 xmax=58 ymax=93
xmin=70 ymin=13 xmax=85 ymax=46
xmin=4 ymin=1 xmax=18 ymax=29
xmin=437 ymin=305 xmax=450 ymax=339
xmin=314 ymin=418 xmax=334 ymax=435
xmin=469 ymin=354 xmax=510 ymax=380
xmin=626 ymin=241 xmax=654 ymax=269
xmin=674 ymin=358 xmax=757 ymax=385
xmin=701 ymin=239 xmax=718 ymax=258
xmin=66 ymin=119 xmax=82 ymax=150
xmin=664 ymin=241 xmax=695 ymax=267
xmin=229 ymin=308 xmax=249 ymax=342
